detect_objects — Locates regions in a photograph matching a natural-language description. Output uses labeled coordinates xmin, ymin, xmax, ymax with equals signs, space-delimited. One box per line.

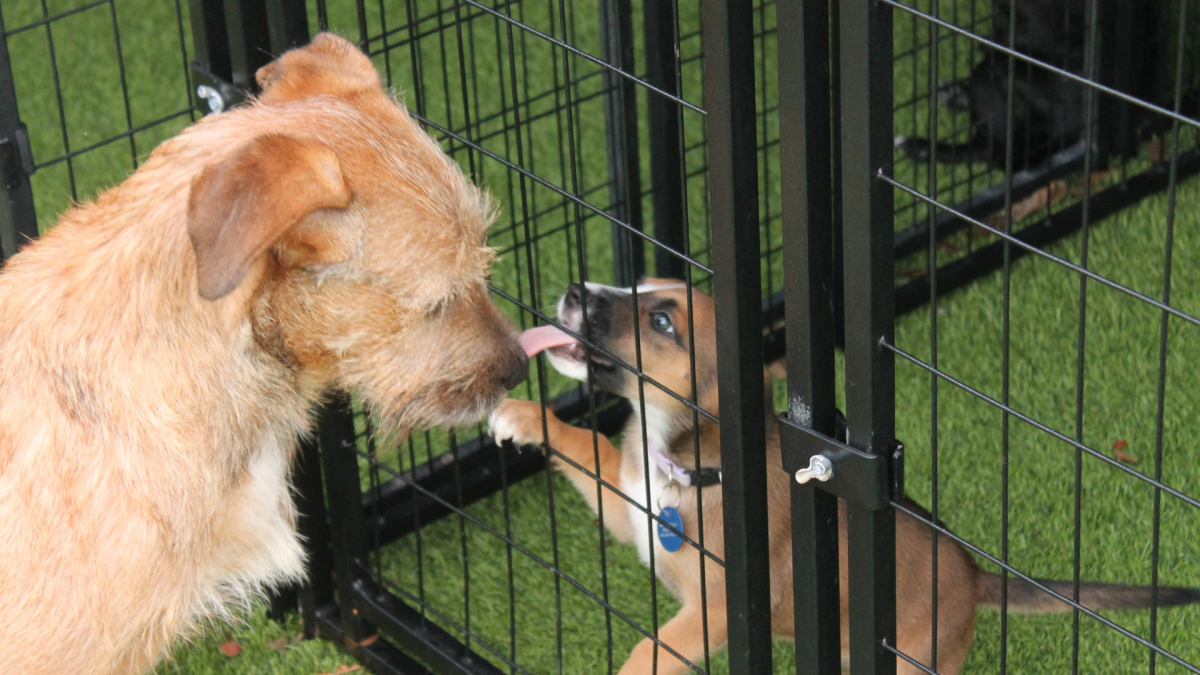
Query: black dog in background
xmin=896 ymin=0 xmax=1130 ymax=171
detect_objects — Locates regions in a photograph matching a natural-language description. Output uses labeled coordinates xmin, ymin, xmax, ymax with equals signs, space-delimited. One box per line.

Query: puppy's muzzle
xmin=560 ymin=282 xmax=610 ymax=336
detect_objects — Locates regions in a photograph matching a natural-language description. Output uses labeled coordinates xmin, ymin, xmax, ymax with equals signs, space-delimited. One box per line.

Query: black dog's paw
xmin=895 ymin=135 xmax=933 ymax=162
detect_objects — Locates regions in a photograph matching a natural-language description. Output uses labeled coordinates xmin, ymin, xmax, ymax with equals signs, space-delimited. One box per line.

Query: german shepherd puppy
xmin=491 ymin=279 xmax=1199 ymax=675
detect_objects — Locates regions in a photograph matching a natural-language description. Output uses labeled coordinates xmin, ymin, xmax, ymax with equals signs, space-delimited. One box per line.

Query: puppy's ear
xmin=256 ymin=33 xmax=381 ymax=105
xmin=187 ymin=134 xmax=353 ymax=300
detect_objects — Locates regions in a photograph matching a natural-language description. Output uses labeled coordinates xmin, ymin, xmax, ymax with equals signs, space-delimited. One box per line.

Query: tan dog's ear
xmin=187 ymin=134 xmax=353 ymax=300
xmin=256 ymin=33 xmax=381 ymax=105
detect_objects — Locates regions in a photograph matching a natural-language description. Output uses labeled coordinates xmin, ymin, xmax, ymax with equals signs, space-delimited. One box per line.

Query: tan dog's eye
xmin=650 ymin=311 xmax=674 ymax=335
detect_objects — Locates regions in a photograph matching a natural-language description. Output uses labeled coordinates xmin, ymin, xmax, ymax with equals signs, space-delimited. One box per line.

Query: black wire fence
xmin=0 ymin=0 xmax=1197 ymax=674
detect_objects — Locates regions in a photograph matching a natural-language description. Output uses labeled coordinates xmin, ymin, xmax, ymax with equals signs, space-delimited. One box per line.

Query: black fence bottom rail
xmin=362 ymin=387 xmax=629 ymax=547
xmin=892 ymin=140 xmax=1089 ymax=259
xmin=896 ymin=145 xmax=1200 ymax=314
xmin=310 ymin=601 xmax=438 ymax=675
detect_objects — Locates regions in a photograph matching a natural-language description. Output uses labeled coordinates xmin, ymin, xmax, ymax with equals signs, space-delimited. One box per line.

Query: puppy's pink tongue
xmin=520 ymin=325 xmax=578 ymax=357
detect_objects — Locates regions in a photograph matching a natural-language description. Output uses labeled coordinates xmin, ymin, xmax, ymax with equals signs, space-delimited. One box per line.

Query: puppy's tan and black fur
xmin=491 ymin=279 xmax=1199 ymax=675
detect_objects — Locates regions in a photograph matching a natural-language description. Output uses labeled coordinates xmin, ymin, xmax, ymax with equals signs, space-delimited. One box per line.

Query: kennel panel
xmin=296 ymin=0 xmax=789 ymax=672
xmin=890 ymin=0 xmax=1200 ymax=316
xmin=878 ymin=0 xmax=1200 ymax=673
xmin=0 ymin=0 xmax=196 ymax=237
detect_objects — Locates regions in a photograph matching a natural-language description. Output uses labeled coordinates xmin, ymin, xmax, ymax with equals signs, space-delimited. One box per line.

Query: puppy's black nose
xmin=564 ymin=282 xmax=586 ymax=308
xmin=500 ymin=349 xmax=529 ymax=390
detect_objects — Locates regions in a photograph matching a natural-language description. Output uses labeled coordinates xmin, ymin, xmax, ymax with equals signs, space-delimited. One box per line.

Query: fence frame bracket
xmin=779 ymin=411 xmax=903 ymax=511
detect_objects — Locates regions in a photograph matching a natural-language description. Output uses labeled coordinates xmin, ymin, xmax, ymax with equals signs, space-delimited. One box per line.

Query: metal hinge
xmin=778 ymin=410 xmax=903 ymax=511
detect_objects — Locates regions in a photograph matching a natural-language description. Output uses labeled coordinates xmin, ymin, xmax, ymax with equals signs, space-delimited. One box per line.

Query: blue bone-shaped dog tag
xmin=656 ymin=507 xmax=685 ymax=552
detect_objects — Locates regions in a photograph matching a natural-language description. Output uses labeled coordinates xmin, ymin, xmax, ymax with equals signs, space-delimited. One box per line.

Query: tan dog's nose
xmin=500 ymin=347 xmax=529 ymax=390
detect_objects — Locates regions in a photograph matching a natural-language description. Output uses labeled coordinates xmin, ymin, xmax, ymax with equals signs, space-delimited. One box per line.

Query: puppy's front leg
xmin=490 ymin=399 xmax=634 ymax=543
xmin=619 ymin=602 xmax=726 ymax=675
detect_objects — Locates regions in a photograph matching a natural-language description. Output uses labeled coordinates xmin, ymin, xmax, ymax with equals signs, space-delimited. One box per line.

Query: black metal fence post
xmin=293 ymin=432 xmax=336 ymax=637
xmin=642 ymin=0 xmax=688 ymax=280
xmin=189 ymin=0 xmax=244 ymax=113
xmin=264 ymin=0 xmax=310 ymax=55
xmin=777 ymin=0 xmax=842 ymax=670
xmin=190 ymin=0 xmax=305 ymax=114
xmin=702 ymin=0 xmax=770 ymax=672
xmin=600 ymin=0 xmax=646 ymax=287
xmin=0 ymin=4 xmax=37 ymax=261
xmin=220 ymin=0 xmax=274 ymax=90
xmin=317 ymin=393 xmax=375 ymax=645
xmin=839 ymin=0 xmax=896 ymax=672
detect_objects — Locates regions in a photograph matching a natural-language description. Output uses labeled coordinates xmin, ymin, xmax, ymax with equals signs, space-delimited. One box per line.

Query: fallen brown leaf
xmin=898 ymin=267 xmax=929 ymax=280
xmin=267 ymin=637 xmax=289 ymax=654
xmin=1069 ymin=170 xmax=1116 ymax=198
xmin=218 ymin=641 xmax=242 ymax=657
xmin=938 ymin=240 xmax=963 ymax=255
xmin=1148 ymin=136 xmax=1164 ymax=164
xmin=987 ymin=180 xmax=1068 ymax=228
xmin=1112 ymin=439 xmax=1138 ymax=464
xmin=1116 ymin=449 xmax=1138 ymax=464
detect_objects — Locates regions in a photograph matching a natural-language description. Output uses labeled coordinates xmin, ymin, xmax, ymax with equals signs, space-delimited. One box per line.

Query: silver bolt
xmin=196 ymin=85 xmax=225 ymax=115
xmin=794 ymin=455 xmax=834 ymax=484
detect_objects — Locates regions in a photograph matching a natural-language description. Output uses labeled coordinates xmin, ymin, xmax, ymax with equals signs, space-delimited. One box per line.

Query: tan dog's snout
xmin=481 ymin=304 xmax=529 ymax=391
xmin=498 ymin=342 xmax=530 ymax=390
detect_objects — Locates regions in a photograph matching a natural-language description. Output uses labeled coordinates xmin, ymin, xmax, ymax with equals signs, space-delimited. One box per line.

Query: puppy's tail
xmin=977 ymin=573 xmax=1200 ymax=615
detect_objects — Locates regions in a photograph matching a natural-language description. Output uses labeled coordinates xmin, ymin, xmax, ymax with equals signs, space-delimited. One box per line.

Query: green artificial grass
xmin=4 ymin=0 xmax=1200 ymax=674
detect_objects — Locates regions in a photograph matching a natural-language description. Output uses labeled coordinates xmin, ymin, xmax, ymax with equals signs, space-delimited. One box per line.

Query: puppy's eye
xmin=650 ymin=311 xmax=674 ymax=335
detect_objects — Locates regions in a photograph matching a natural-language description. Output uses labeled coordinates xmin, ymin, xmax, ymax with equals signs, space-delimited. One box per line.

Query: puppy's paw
xmin=488 ymin=399 xmax=555 ymax=448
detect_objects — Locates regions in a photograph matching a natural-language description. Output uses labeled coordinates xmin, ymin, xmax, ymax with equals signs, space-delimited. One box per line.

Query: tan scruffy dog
xmin=0 ymin=33 xmax=527 ymax=675
xmin=491 ymin=279 xmax=1199 ymax=675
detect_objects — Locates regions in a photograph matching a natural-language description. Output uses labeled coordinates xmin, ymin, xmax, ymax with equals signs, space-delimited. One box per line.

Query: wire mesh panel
xmin=304 ymin=0 xmax=1200 ymax=673
xmin=891 ymin=0 xmax=1200 ymax=312
xmin=866 ymin=0 xmax=1200 ymax=673
xmin=0 ymin=0 xmax=196 ymax=239
xmin=305 ymin=0 xmax=787 ymax=672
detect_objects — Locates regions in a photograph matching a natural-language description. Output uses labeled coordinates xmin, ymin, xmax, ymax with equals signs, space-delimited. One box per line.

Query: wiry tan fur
xmin=490 ymin=279 xmax=1199 ymax=675
xmin=0 ymin=34 xmax=526 ymax=675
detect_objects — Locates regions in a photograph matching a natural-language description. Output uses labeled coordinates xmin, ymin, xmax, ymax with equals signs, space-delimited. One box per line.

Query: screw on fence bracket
xmin=794 ymin=454 xmax=834 ymax=484
xmin=778 ymin=410 xmax=902 ymax=511
xmin=189 ymin=64 xmax=249 ymax=114
xmin=196 ymin=85 xmax=225 ymax=114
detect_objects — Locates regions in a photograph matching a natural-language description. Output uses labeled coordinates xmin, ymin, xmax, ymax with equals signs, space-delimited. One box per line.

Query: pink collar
xmin=648 ymin=442 xmax=722 ymax=488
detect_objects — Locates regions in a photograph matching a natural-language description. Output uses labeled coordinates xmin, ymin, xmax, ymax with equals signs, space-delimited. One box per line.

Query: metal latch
xmin=778 ymin=410 xmax=903 ymax=511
